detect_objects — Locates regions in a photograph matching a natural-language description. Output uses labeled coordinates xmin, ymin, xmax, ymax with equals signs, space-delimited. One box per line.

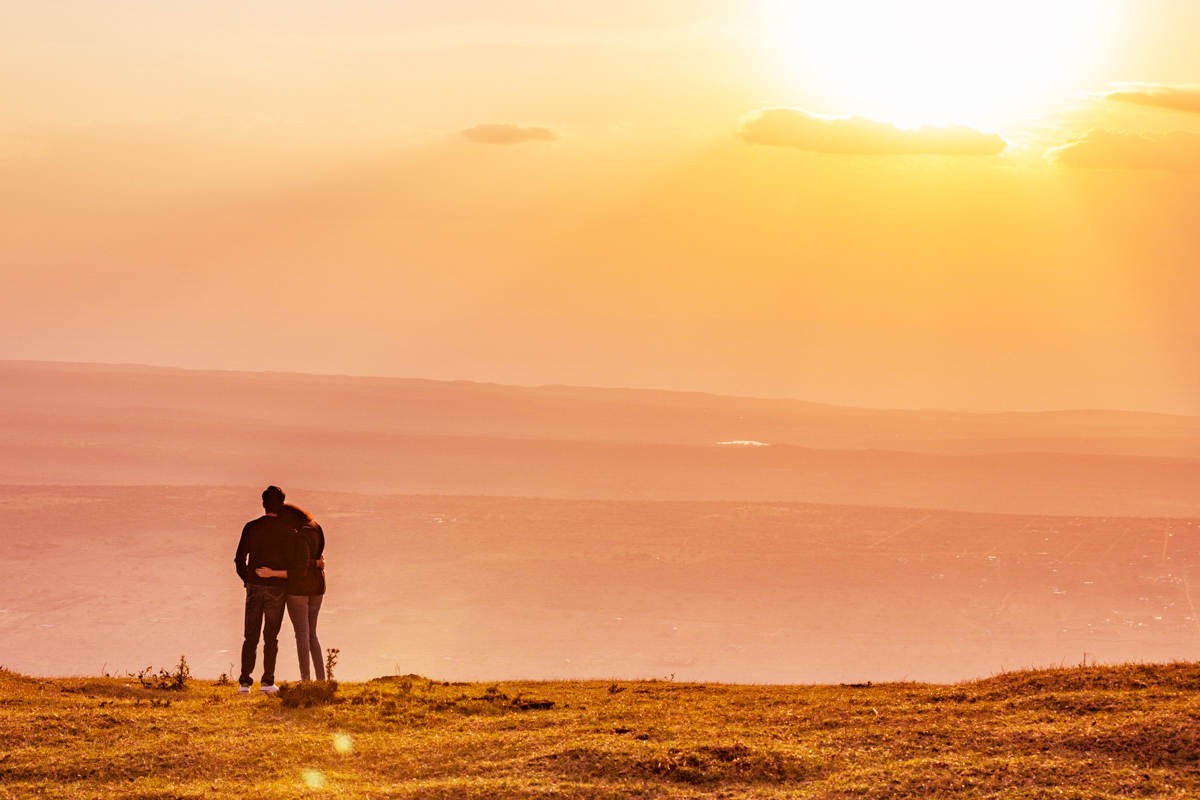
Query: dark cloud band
xmin=1047 ymin=127 xmax=1200 ymax=172
xmin=460 ymin=123 xmax=559 ymax=144
xmin=1104 ymin=85 xmax=1200 ymax=115
xmin=737 ymin=108 xmax=1007 ymax=156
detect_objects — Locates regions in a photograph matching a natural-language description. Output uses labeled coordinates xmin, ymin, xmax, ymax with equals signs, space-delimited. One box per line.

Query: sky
xmin=2 ymin=0 xmax=1200 ymax=412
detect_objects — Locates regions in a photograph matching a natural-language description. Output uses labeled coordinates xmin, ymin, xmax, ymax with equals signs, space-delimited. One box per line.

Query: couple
xmin=234 ymin=485 xmax=327 ymax=694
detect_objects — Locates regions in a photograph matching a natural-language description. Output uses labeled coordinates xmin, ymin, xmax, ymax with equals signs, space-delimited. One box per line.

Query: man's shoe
xmin=237 ymin=684 xmax=252 ymax=695
xmin=260 ymin=684 xmax=279 ymax=695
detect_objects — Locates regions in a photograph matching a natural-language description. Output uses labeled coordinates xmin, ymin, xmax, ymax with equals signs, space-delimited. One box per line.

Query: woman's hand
xmin=255 ymin=567 xmax=286 ymax=578
xmin=315 ymin=558 xmax=326 ymax=568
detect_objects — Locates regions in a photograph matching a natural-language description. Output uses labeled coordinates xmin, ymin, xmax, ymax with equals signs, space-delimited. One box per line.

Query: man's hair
xmin=262 ymin=485 xmax=286 ymax=512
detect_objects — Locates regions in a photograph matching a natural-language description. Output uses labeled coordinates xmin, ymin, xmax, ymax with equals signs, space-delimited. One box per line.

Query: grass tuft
xmin=276 ymin=679 xmax=339 ymax=708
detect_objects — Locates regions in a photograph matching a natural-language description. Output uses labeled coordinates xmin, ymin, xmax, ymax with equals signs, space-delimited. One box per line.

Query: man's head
xmin=262 ymin=485 xmax=286 ymax=514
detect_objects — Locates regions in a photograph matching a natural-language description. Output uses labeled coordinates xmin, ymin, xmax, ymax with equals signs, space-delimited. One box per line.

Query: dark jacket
xmin=234 ymin=514 xmax=294 ymax=587
xmin=286 ymin=524 xmax=325 ymax=596
xmin=278 ymin=504 xmax=326 ymax=597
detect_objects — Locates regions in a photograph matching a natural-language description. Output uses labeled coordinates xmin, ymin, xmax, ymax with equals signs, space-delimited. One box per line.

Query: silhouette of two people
xmin=234 ymin=485 xmax=326 ymax=693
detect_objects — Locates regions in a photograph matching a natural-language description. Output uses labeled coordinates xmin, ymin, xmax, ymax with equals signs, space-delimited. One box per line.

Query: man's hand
xmin=255 ymin=567 xmax=286 ymax=578
xmin=315 ymin=558 xmax=326 ymax=568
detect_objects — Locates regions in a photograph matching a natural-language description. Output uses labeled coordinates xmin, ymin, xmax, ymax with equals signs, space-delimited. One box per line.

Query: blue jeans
xmin=239 ymin=585 xmax=286 ymax=686
xmin=286 ymin=595 xmax=325 ymax=681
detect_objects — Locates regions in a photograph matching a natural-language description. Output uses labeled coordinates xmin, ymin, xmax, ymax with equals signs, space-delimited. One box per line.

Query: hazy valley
xmin=4 ymin=361 xmax=1200 ymax=684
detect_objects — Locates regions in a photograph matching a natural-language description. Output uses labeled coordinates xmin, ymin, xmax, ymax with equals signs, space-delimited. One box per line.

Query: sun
xmin=764 ymin=0 xmax=1125 ymax=128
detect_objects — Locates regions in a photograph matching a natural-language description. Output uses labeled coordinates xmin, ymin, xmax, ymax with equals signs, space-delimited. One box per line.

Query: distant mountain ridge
xmin=4 ymin=359 xmax=1200 ymax=447
xmin=3 ymin=359 xmax=1200 ymax=515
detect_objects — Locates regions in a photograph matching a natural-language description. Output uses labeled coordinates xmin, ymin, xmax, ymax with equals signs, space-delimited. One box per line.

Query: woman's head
xmin=280 ymin=503 xmax=313 ymax=526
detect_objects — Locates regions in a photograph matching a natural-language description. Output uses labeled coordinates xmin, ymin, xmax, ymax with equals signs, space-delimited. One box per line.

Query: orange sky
xmin=2 ymin=1 xmax=1200 ymax=412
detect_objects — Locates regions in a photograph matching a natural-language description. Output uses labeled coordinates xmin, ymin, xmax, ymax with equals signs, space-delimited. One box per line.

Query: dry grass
xmin=2 ymin=662 xmax=1200 ymax=798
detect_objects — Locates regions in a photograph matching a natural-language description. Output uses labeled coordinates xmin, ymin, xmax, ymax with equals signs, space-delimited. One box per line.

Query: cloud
xmin=1104 ymin=84 xmax=1200 ymax=115
xmin=1047 ymin=127 xmax=1200 ymax=172
xmin=736 ymin=107 xmax=1007 ymax=156
xmin=460 ymin=123 xmax=559 ymax=144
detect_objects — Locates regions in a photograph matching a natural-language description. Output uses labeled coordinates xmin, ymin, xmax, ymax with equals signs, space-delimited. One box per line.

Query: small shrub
xmin=278 ymin=680 xmax=339 ymax=708
xmin=134 ymin=655 xmax=190 ymax=691
xmin=325 ymin=648 xmax=340 ymax=681
xmin=215 ymin=672 xmax=231 ymax=687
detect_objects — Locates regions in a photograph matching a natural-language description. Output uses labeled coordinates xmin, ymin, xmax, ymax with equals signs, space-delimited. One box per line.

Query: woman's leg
xmin=285 ymin=595 xmax=312 ymax=681
xmin=308 ymin=596 xmax=325 ymax=680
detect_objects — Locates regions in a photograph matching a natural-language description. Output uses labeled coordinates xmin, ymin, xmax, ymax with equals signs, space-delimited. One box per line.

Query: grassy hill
xmin=3 ymin=662 xmax=1200 ymax=799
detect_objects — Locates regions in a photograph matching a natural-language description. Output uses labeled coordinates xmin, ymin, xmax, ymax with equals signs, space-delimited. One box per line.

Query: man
xmin=233 ymin=485 xmax=295 ymax=695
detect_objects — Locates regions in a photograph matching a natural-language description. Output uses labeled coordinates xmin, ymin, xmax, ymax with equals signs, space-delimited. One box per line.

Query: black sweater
xmin=234 ymin=515 xmax=295 ymax=587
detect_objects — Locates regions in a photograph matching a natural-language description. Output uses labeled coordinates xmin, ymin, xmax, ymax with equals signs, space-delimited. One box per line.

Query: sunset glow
xmin=0 ymin=0 xmax=1198 ymax=413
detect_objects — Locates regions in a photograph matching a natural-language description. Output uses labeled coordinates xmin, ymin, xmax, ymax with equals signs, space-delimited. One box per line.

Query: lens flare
xmin=302 ymin=769 xmax=326 ymax=789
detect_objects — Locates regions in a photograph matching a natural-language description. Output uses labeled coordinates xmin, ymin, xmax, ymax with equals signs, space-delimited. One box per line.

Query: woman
xmin=256 ymin=502 xmax=327 ymax=681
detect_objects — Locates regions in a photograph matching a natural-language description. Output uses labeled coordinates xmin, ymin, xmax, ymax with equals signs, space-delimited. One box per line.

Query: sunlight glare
xmin=765 ymin=0 xmax=1125 ymax=127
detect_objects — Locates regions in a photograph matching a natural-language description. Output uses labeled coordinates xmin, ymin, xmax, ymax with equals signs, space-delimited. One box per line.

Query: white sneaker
xmin=260 ymin=684 xmax=279 ymax=695
xmin=237 ymin=684 xmax=252 ymax=695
